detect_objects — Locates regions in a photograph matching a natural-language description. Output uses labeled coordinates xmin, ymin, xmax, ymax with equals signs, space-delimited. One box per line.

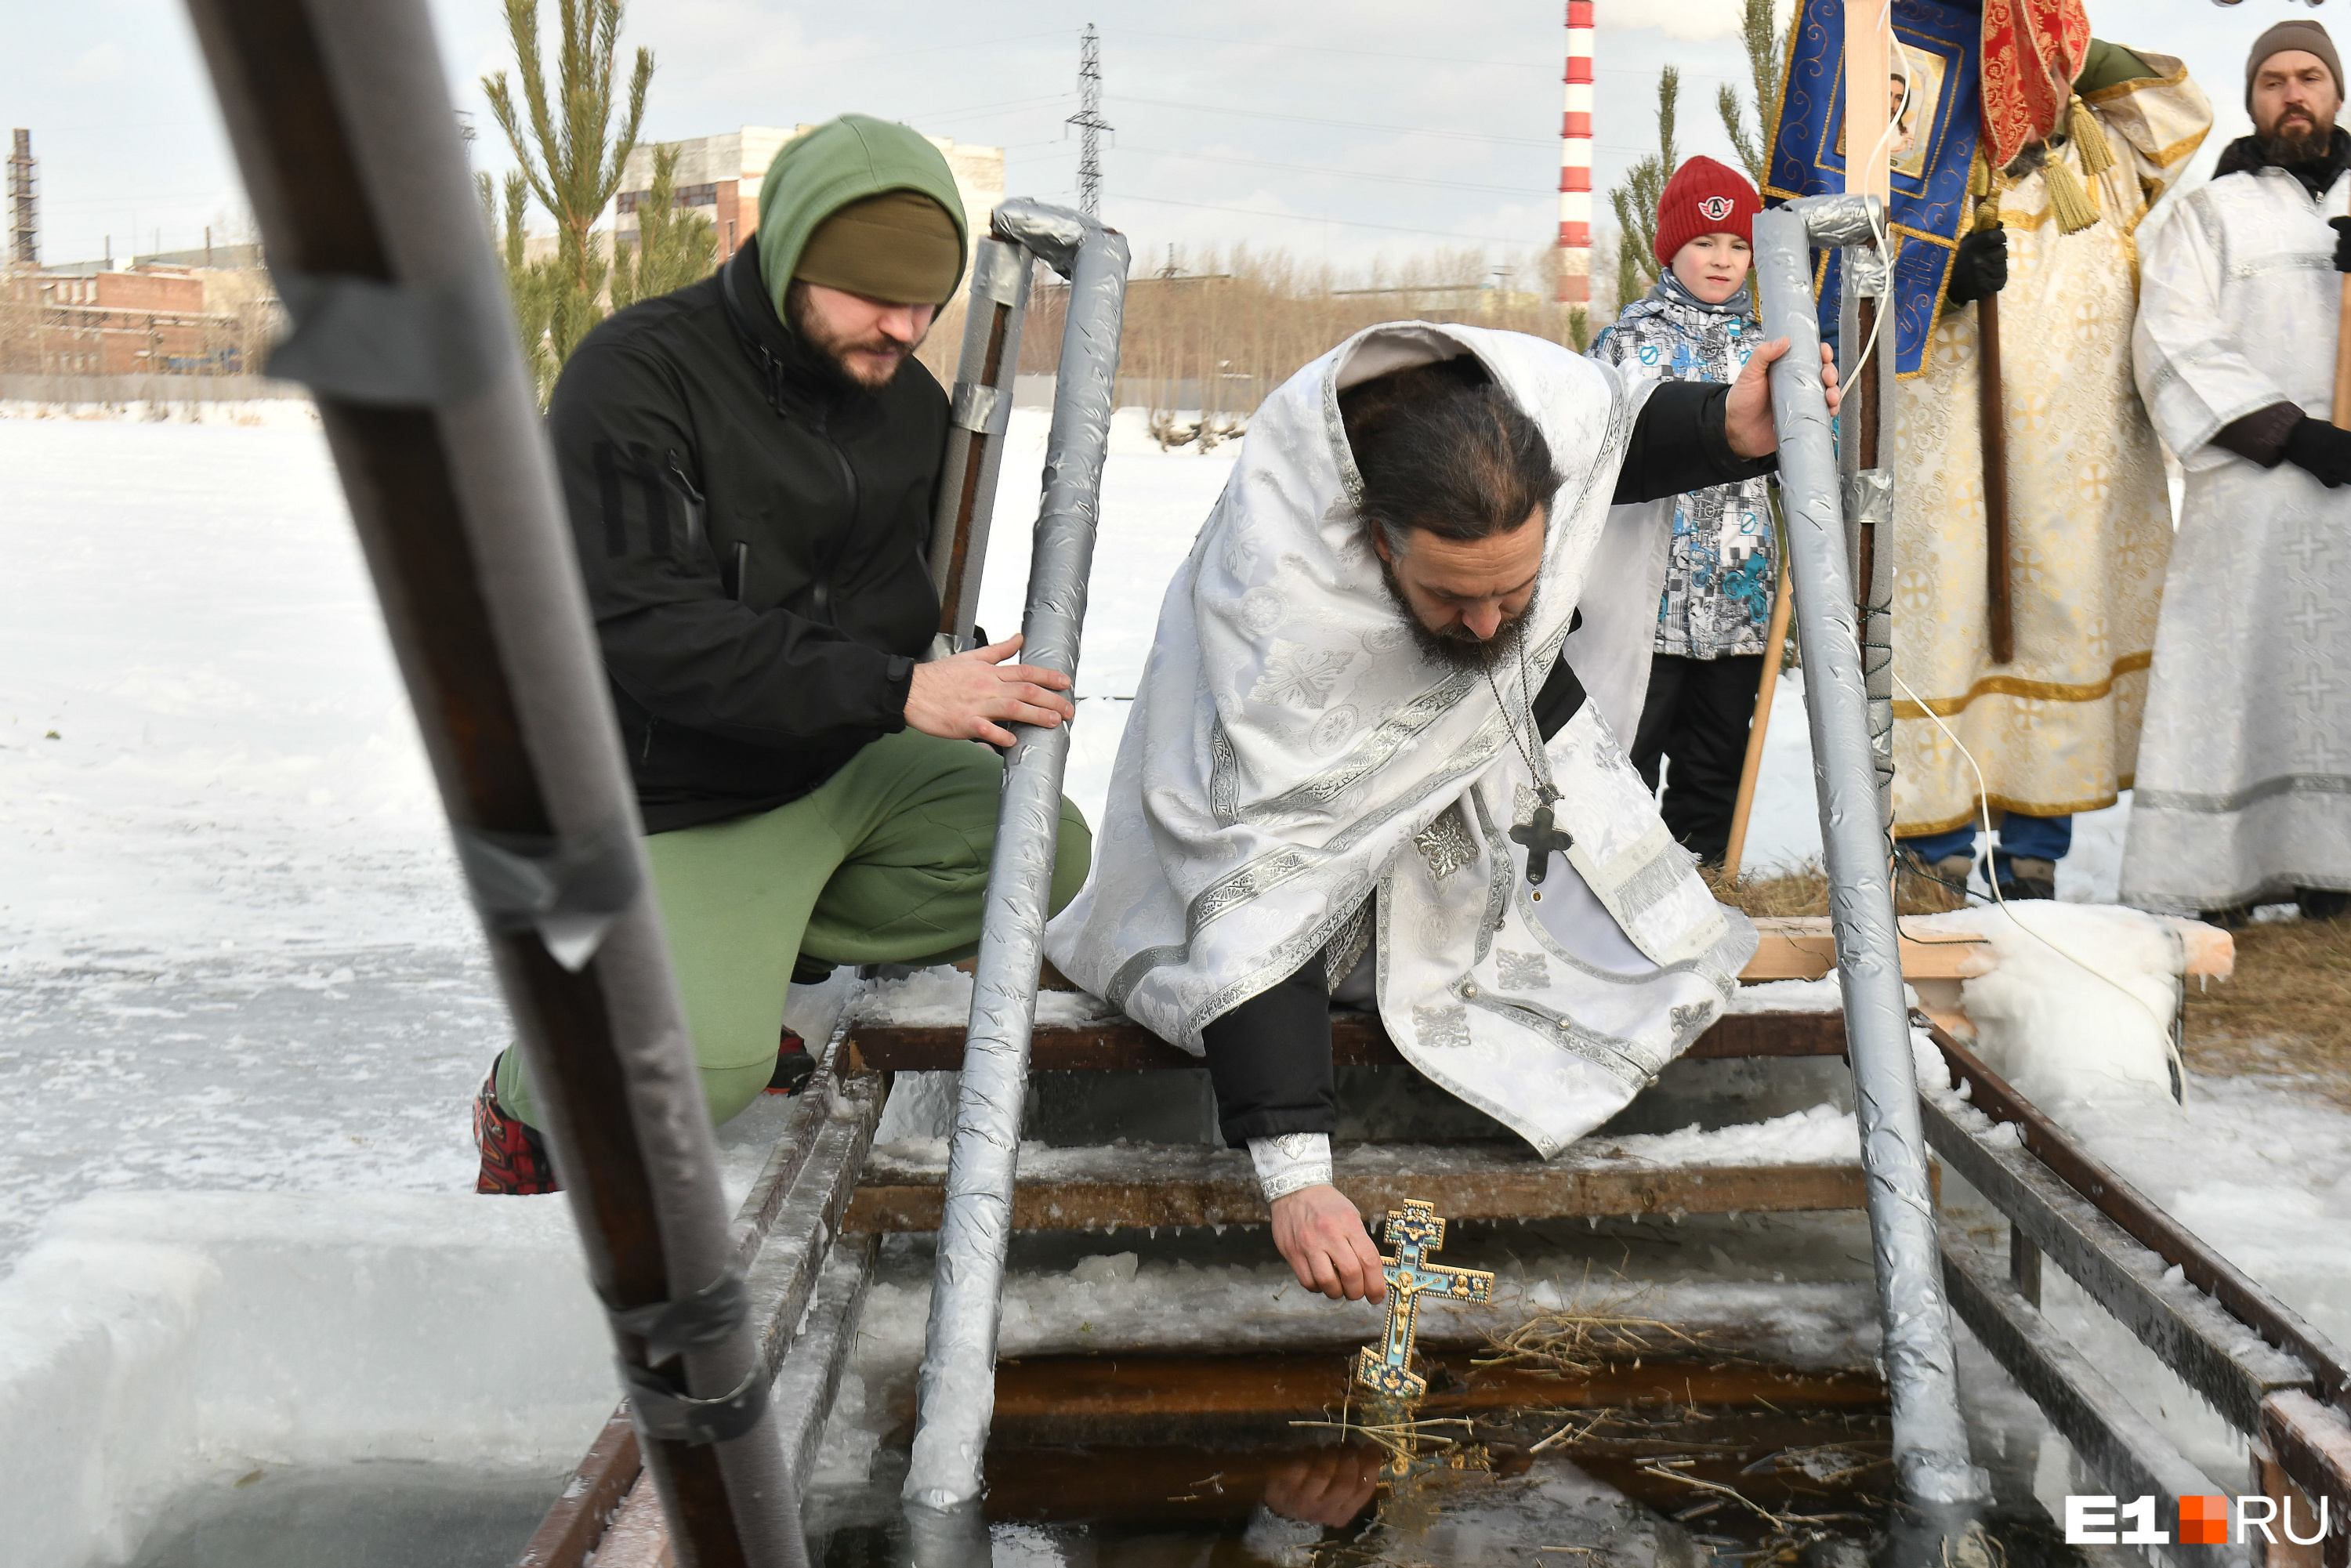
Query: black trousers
xmin=1628 ymin=652 xmax=1764 ymax=867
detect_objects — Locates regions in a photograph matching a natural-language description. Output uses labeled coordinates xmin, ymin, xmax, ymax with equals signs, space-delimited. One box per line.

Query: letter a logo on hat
xmin=1699 ymin=196 xmax=1733 ymax=222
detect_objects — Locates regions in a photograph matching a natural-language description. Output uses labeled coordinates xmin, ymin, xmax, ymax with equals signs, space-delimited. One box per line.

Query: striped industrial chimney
xmin=1555 ymin=2 xmax=1594 ymax=305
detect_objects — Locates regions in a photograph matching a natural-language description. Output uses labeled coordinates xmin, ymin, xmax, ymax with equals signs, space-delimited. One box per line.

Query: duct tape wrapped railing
xmin=1753 ymin=195 xmax=1987 ymax=1515
xmin=902 ymin=199 xmax=1131 ymax=1526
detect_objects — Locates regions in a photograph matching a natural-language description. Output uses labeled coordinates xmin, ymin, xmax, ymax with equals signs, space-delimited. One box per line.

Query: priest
xmin=1046 ymin=324 xmax=1834 ymax=1303
xmin=1886 ymin=9 xmax=2211 ymax=900
xmin=2123 ymin=20 xmax=2351 ymax=922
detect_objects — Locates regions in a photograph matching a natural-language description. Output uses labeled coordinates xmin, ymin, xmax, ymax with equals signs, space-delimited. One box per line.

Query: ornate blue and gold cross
xmin=1354 ymin=1198 xmax=1496 ymax=1400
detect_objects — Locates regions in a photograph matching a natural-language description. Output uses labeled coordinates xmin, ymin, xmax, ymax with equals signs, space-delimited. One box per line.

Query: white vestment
xmin=2122 ymin=164 xmax=2351 ymax=911
xmin=1044 ymin=323 xmax=1758 ymax=1158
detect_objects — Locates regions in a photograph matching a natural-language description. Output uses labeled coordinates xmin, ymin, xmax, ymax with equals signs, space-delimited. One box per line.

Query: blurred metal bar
xmin=903 ymin=198 xmax=1130 ymax=1519
xmin=179 ymin=2 xmax=805 ymax=1562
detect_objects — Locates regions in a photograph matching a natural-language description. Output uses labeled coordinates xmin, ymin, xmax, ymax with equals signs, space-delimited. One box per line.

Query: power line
xmin=1114 ymin=143 xmax=1540 ymax=196
xmin=1115 ymin=96 xmax=1553 ymax=148
xmin=1106 ymin=190 xmax=1542 ymax=247
xmin=1114 ymin=28 xmax=1550 ymax=71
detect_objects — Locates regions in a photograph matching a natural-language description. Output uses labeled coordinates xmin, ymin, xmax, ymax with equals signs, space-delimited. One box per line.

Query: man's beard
xmin=2260 ymin=110 xmax=2334 ymax=165
xmin=788 ymin=291 xmax=918 ymax=396
xmin=1375 ymin=556 xmax=1534 ymax=671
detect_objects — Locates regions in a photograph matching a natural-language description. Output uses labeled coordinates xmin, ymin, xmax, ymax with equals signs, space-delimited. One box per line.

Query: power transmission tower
xmin=1067 ymin=24 xmax=1110 ymax=219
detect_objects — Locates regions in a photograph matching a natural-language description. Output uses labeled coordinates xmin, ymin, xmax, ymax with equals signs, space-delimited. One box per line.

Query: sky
xmin=0 ymin=0 xmax=2291 ymax=278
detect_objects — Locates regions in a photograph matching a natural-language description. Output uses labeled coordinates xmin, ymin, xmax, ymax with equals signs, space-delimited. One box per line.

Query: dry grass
xmin=2183 ymin=914 xmax=2351 ymax=1102
xmin=1704 ymin=860 xmax=1969 ymax=918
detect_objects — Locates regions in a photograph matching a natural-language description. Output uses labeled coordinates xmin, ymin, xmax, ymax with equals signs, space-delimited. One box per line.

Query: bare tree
xmin=1718 ymin=0 xmax=1788 ymax=183
xmin=1609 ymin=66 xmax=1682 ymax=308
xmin=612 ymin=143 xmax=717 ymax=313
xmin=483 ymin=0 xmax=651 ymax=375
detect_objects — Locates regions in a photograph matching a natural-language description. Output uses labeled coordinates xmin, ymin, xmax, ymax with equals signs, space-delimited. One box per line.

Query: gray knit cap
xmin=2247 ymin=19 xmax=2342 ymax=111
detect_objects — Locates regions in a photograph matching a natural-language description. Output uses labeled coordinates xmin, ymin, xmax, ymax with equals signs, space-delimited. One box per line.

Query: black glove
xmin=2284 ymin=417 xmax=2351 ymax=488
xmin=1945 ymin=226 xmax=2009 ymax=306
xmin=2331 ymin=215 xmax=2351 ymax=274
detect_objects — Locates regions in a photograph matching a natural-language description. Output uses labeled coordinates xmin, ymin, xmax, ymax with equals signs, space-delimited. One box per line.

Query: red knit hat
xmin=1652 ymin=155 xmax=1761 ymax=268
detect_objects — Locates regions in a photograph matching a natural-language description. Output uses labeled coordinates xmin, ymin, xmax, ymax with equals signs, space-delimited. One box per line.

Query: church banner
xmin=1763 ymin=0 xmax=1983 ymax=376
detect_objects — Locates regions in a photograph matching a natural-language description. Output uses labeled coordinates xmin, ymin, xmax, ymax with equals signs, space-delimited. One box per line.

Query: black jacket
xmin=549 ymin=242 xmax=947 ymax=832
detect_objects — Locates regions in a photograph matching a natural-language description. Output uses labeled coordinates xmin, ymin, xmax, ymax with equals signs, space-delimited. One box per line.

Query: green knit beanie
xmin=756 ymin=115 xmax=969 ymax=314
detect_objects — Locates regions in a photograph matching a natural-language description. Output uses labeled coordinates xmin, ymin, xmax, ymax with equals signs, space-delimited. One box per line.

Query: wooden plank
xmin=2261 ymin=1392 xmax=2351 ymax=1567
xmin=1746 ymin=915 xmax=1997 ymax=982
xmin=846 ymin=1139 xmax=1890 ymax=1233
xmin=990 ymin=1352 xmax=1886 ymax=1423
xmin=512 ymin=1407 xmax=638 ymax=1568
xmin=849 ymin=1005 xmax=1846 ymax=1074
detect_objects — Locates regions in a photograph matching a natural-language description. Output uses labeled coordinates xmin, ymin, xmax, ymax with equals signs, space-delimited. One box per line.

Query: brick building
xmin=614 ymin=125 xmax=1005 ymax=287
xmin=2 ymin=265 xmax=241 ymax=375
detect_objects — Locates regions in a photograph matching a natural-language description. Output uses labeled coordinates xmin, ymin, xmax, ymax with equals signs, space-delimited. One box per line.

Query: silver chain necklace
xmin=1484 ymin=625 xmax=1574 ymax=885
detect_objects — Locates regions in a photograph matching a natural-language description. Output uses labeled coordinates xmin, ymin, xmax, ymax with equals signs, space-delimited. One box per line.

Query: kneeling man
xmin=1046 ymin=323 xmax=1831 ymax=1300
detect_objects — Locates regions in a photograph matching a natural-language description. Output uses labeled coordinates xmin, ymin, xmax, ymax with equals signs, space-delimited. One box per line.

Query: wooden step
xmin=846 ymin=1129 xmax=1909 ymax=1233
xmin=847 ymin=1004 xmax=1846 ymax=1074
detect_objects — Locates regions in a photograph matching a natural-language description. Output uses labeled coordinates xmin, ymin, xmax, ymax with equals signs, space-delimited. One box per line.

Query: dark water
xmin=126 ymin=1462 xmax=564 ymax=1568
xmin=805 ymin=1352 xmax=2085 ymax=1567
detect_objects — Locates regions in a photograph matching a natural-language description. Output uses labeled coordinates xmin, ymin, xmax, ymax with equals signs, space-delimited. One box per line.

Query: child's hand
xmin=1725 ymin=338 xmax=1842 ymax=458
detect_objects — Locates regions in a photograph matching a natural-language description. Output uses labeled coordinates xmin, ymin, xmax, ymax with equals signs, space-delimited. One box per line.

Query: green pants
xmin=499 ymin=729 xmax=1092 ymax=1129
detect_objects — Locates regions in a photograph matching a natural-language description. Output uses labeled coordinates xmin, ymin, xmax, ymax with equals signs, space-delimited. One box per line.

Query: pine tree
xmin=1718 ymin=0 xmax=1789 ymax=183
xmin=483 ymin=0 xmax=651 ymax=380
xmin=611 ymin=143 xmax=717 ymax=313
xmin=1609 ymin=66 xmax=1680 ymax=307
xmin=476 ymin=169 xmax=560 ymax=402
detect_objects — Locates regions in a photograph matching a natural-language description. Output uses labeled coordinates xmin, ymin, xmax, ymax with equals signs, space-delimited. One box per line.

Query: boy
xmin=1588 ymin=154 xmax=1774 ymax=867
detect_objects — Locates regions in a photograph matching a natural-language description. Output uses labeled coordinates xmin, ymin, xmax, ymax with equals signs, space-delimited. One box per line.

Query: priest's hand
xmin=1725 ymin=338 xmax=1840 ymax=460
xmin=1270 ymin=1184 xmax=1387 ymax=1303
xmin=1262 ymin=1445 xmax=1383 ymax=1526
xmin=904 ymin=633 xmax=1075 ymax=747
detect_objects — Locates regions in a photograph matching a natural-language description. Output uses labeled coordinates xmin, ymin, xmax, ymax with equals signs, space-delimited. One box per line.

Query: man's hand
xmin=2284 ymin=417 xmax=2351 ymax=488
xmin=904 ymin=633 xmax=1075 ymax=746
xmin=1270 ymin=1183 xmax=1386 ymax=1303
xmin=1262 ymin=1445 xmax=1384 ymax=1526
xmin=1725 ymin=337 xmax=1842 ymax=459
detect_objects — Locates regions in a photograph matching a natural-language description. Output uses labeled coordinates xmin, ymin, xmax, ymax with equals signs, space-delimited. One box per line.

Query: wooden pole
xmin=1980 ymin=239 xmax=2014 ymax=664
xmin=1722 ymin=556 xmax=1794 ymax=877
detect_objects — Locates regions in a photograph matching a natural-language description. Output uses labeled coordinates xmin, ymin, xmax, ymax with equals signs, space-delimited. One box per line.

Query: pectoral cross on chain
xmin=1509 ymin=803 xmax=1574 ymax=887
xmin=1355 ymin=1199 xmax=1496 ymax=1400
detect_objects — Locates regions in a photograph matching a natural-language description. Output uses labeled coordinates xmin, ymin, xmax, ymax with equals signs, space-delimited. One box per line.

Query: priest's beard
xmin=1376 ymin=556 xmax=1536 ymax=671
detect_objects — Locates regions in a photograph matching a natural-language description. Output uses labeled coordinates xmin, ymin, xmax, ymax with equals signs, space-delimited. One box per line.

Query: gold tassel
xmin=2069 ymin=97 xmax=2117 ymax=179
xmin=2044 ymin=144 xmax=2102 ymax=235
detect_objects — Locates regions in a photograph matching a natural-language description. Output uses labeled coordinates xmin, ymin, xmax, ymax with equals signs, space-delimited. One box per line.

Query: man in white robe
xmin=1047 ymin=323 xmax=1835 ymax=1302
xmin=2125 ymin=19 xmax=2351 ymax=921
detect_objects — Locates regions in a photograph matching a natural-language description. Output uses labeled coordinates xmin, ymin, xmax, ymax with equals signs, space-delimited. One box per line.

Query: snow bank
xmin=0 ymin=398 xmax=321 ymax=428
xmin=1918 ymin=904 xmax=2184 ymax=1106
xmin=0 ymin=1193 xmax=609 ymax=1568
